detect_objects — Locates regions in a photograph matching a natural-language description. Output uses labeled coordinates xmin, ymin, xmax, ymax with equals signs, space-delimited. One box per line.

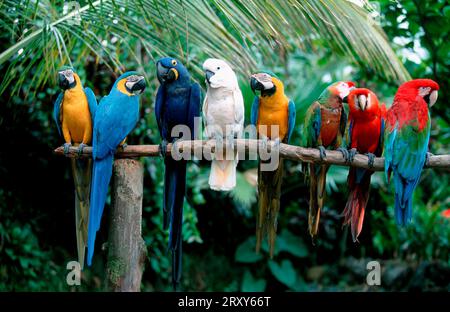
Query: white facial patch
xmin=418 ymin=86 xmax=431 ymax=97
xmin=336 ymin=82 xmax=351 ymax=99
xmin=253 ymin=73 xmax=274 ymax=90
xmin=61 ymin=70 xmax=75 ymax=84
xmin=125 ymin=75 xmax=141 ymax=91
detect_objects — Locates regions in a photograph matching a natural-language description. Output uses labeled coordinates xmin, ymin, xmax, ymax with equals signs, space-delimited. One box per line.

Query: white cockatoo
xmin=202 ymin=58 xmax=244 ymax=191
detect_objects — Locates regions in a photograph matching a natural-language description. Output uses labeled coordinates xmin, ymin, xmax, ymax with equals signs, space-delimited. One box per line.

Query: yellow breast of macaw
xmin=61 ymin=74 xmax=92 ymax=145
xmin=257 ymin=82 xmax=289 ymax=140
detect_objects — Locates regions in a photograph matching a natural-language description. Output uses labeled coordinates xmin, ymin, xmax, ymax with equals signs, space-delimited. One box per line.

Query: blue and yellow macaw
xmin=53 ymin=66 xmax=97 ymax=269
xmin=86 ymin=71 xmax=146 ymax=266
xmin=155 ymin=57 xmax=201 ymax=289
xmin=250 ymin=71 xmax=296 ymax=257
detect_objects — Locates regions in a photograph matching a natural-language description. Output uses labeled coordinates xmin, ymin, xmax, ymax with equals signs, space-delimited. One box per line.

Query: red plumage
xmin=343 ymin=88 xmax=383 ymax=242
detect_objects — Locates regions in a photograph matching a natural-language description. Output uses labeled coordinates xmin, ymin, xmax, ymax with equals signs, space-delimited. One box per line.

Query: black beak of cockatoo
xmin=205 ymin=70 xmax=215 ymax=84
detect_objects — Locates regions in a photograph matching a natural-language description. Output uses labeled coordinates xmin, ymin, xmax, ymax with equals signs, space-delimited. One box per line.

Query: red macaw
xmin=342 ymin=88 xmax=385 ymax=241
xmin=384 ymin=79 xmax=439 ymax=225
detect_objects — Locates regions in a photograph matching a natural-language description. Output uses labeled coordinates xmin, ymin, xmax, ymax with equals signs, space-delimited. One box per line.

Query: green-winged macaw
xmin=202 ymin=58 xmax=244 ymax=191
xmin=342 ymin=88 xmax=385 ymax=242
xmin=87 ymin=71 xmax=146 ymax=266
xmin=250 ymin=71 xmax=296 ymax=257
xmin=384 ymin=79 xmax=439 ymax=225
xmin=302 ymin=81 xmax=354 ymax=240
xmin=155 ymin=57 xmax=201 ymax=289
xmin=53 ymin=66 xmax=97 ymax=269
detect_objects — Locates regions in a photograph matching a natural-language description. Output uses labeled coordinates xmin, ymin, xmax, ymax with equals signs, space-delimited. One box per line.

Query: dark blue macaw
xmin=155 ymin=57 xmax=201 ymax=289
xmin=87 ymin=71 xmax=146 ymax=266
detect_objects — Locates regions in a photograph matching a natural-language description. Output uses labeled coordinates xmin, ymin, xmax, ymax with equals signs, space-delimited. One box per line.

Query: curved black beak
xmin=157 ymin=61 xmax=177 ymax=84
xmin=205 ymin=70 xmax=215 ymax=84
xmin=132 ymin=77 xmax=146 ymax=94
xmin=58 ymin=73 xmax=69 ymax=90
xmin=250 ymin=76 xmax=264 ymax=94
xmin=342 ymin=95 xmax=349 ymax=103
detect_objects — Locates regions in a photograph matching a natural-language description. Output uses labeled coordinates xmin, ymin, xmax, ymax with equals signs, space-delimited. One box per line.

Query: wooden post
xmin=106 ymin=158 xmax=146 ymax=292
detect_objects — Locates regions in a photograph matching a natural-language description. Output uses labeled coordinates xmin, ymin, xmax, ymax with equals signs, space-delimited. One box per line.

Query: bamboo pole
xmin=54 ymin=139 xmax=450 ymax=171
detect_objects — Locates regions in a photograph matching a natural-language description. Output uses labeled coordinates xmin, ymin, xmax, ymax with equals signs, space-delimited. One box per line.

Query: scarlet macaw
xmin=342 ymin=88 xmax=385 ymax=241
xmin=302 ymin=81 xmax=354 ymax=240
xmin=250 ymin=71 xmax=296 ymax=257
xmin=53 ymin=66 xmax=97 ymax=269
xmin=384 ymin=79 xmax=439 ymax=225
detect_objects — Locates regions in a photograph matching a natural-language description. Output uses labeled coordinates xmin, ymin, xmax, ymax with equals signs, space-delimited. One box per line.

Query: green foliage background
xmin=0 ymin=0 xmax=449 ymax=291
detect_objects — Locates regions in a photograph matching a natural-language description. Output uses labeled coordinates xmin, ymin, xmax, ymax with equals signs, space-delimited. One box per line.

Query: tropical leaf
xmin=0 ymin=0 xmax=409 ymax=97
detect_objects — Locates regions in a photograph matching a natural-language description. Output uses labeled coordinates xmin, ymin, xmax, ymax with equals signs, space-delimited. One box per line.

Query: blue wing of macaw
xmin=250 ymin=96 xmax=259 ymax=126
xmin=287 ymin=100 xmax=296 ymax=143
xmin=53 ymin=92 xmax=64 ymax=136
xmin=84 ymin=87 xmax=97 ymax=122
xmin=155 ymin=85 xmax=165 ymax=138
xmin=384 ymin=122 xmax=397 ymax=183
xmin=188 ymin=83 xmax=201 ymax=139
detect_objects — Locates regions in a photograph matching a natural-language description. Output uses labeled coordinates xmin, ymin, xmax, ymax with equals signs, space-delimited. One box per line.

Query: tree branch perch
xmin=54 ymin=139 xmax=450 ymax=171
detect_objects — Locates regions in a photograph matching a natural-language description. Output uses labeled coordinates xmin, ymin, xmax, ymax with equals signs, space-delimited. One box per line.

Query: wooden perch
xmin=54 ymin=139 xmax=450 ymax=171
xmin=106 ymin=159 xmax=146 ymax=291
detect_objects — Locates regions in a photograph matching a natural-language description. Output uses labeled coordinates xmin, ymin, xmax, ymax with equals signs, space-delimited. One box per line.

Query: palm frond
xmin=0 ymin=0 xmax=409 ymax=96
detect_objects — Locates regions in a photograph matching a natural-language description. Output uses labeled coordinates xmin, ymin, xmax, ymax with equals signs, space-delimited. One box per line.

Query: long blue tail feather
xmin=87 ymin=153 xmax=114 ymax=266
xmin=164 ymin=157 xmax=186 ymax=289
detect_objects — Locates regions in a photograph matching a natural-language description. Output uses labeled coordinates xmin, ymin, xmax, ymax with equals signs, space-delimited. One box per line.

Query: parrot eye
xmin=217 ymin=67 xmax=220 ymax=70
xmin=171 ymin=60 xmax=177 ymax=66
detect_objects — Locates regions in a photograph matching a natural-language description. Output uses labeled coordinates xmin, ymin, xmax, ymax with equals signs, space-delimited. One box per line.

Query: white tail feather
xmin=209 ymin=159 xmax=237 ymax=191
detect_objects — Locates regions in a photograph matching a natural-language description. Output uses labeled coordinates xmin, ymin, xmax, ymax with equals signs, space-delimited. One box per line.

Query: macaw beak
xmin=428 ymin=90 xmax=438 ymax=107
xmin=131 ymin=76 xmax=146 ymax=94
xmin=157 ymin=61 xmax=178 ymax=84
xmin=205 ymin=70 xmax=215 ymax=84
xmin=358 ymin=94 xmax=367 ymax=111
xmin=250 ymin=76 xmax=264 ymax=94
xmin=58 ymin=73 xmax=69 ymax=90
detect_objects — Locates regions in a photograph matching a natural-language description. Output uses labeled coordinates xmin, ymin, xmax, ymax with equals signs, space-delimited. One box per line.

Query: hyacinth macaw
xmin=342 ymin=88 xmax=385 ymax=242
xmin=155 ymin=57 xmax=201 ymax=289
xmin=302 ymin=81 xmax=355 ymax=240
xmin=384 ymin=79 xmax=439 ymax=225
xmin=202 ymin=58 xmax=244 ymax=191
xmin=250 ymin=71 xmax=296 ymax=257
xmin=86 ymin=71 xmax=145 ymax=266
xmin=53 ymin=66 xmax=97 ymax=269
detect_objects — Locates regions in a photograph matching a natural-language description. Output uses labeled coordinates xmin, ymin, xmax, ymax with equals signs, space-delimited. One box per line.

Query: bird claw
xmin=318 ymin=145 xmax=327 ymax=160
xmin=349 ymin=148 xmax=358 ymax=163
xmin=425 ymin=152 xmax=433 ymax=167
xmin=63 ymin=143 xmax=72 ymax=155
xmin=337 ymin=147 xmax=349 ymax=163
xmin=159 ymin=140 xmax=168 ymax=157
xmin=120 ymin=143 xmax=128 ymax=151
xmin=77 ymin=143 xmax=87 ymax=157
xmin=365 ymin=153 xmax=375 ymax=168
